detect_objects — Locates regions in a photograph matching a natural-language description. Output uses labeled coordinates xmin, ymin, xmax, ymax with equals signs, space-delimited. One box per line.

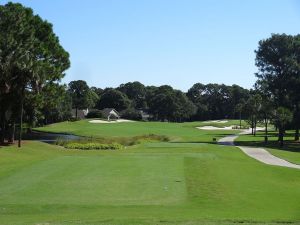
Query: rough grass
xmin=56 ymin=134 xmax=170 ymax=149
xmin=63 ymin=142 xmax=123 ymax=150
xmin=0 ymin=121 xmax=299 ymax=224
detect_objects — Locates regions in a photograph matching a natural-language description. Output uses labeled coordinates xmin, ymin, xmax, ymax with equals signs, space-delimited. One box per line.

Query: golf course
xmin=0 ymin=120 xmax=299 ymax=225
xmin=2 ymin=1 xmax=300 ymax=225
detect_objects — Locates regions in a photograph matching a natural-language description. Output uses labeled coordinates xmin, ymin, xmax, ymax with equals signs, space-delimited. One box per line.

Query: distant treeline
xmin=1 ymin=75 xmax=253 ymax=144
xmin=67 ymin=80 xmax=250 ymax=122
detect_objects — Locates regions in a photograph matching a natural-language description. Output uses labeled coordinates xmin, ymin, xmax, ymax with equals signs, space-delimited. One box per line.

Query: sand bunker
xmin=196 ymin=126 xmax=233 ymax=130
xmin=197 ymin=126 xmax=265 ymax=131
xmin=202 ymin=120 xmax=228 ymax=123
xmin=89 ymin=119 xmax=135 ymax=124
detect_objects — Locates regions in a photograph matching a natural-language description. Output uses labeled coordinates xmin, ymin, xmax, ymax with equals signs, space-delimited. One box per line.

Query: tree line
xmin=66 ymin=80 xmax=251 ymax=122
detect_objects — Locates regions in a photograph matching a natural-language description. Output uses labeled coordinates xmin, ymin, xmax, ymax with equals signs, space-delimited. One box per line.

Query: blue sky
xmin=3 ymin=0 xmax=300 ymax=91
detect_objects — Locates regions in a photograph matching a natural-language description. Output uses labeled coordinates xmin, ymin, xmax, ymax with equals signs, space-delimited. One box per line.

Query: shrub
xmin=64 ymin=142 xmax=123 ymax=150
xmin=120 ymin=134 xmax=170 ymax=145
xmin=55 ymin=133 xmax=170 ymax=150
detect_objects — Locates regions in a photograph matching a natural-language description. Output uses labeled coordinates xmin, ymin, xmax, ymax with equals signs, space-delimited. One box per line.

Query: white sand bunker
xmin=196 ymin=126 xmax=233 ymax=130
xmin=202 ymin=120 xmax=228 ymax=123
xmin=89 ymin=119 xmax=135 ymax=124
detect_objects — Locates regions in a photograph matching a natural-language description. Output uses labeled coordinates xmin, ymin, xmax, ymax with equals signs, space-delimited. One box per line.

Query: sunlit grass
xmin=0 ymin=121 xmax=299 ymax=224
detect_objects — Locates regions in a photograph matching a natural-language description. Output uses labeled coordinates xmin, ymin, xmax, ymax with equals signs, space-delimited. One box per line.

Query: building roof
xmin=101 ymin=108 xmax=120 ymax=118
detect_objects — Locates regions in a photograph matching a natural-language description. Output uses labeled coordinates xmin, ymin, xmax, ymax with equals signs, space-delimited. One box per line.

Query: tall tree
xmin=118 ymin=82 xmax=146 ymax=109
xmin=187 ymin=83 xmax=249 ymax=121
xmin=273 ymin=107 xmax=293 ymax=147
xmin=255 ymin=33 xmax=299 ymax=142
xmin=245 ymin=93 xmax=262 ymax=136
xmin=41 ymin=83 xmax=72 ymax=124
xmin=289 ymin=34 xmax=300 ymax=140
xmin=148 ymin=85 xmax=196 ymax=122
xmin=68 ymin=80 xmax=98 ymax=118
xmin=0 ymin=2 xmax=70 ymax=146
xmin=234 ymin=102 xmax=244 ymax=129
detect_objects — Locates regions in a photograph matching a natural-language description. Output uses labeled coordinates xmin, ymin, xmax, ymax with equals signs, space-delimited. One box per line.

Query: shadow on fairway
xmin=234 ymin=130 xmax=300 ymax=153
xmin=173 ymin=131 xmax=300 ymax=154
xmin=234 ymin=139 xmax=300 ymax=153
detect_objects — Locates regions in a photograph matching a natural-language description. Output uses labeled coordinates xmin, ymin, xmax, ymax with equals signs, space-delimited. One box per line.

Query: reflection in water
xmin=23 ymin=131 xmax=80 ymax=144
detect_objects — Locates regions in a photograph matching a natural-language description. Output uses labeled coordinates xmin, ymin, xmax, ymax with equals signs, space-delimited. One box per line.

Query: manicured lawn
xmin=235 ymin=130 xmax=300 ymax=164
xmin=35 ymin=119 xmax=242 ymax=142
xmin=0 ymin=121 xmax=300 ymax=224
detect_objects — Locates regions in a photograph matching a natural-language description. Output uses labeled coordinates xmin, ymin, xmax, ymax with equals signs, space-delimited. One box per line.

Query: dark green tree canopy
xmin=255 ymin=33 xmax=300 ymax=107
xmin=187 ymin=83 xmax=249 ymax=120
xmin=0 ymin=2 xmax=70 ymax=145
xmin=117 ymin=81 xmax=146 ymax=109
xmin=0 ymin=2 xmax=70 ymax=90
xmin=255 ymin=33 xmax=300 ymax=141
xmin=148 ymin=85 xmax=196 ymax=122
xmin=97 ymin=88 xmax=131 ymax=111
xmin=68 ymin=80 xmax=98 ymax=110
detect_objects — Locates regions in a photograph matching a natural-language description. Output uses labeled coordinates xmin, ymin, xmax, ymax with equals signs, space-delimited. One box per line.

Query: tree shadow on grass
xmin=234 ymin=140 xmax=300 ymax=153
xmin=235 ymin=132 xmax=300 ymax=153
xmin=0 ymin=142 xmax=12 ymax=148
xmin=174 ymin=131 xmax=300 ymax=154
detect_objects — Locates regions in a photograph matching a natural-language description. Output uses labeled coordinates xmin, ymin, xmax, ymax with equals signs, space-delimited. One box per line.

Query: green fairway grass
xmin=0 ymin=121 xmax=300 ymax=224
xmin=35 ymin=120 xmax=242 ymax=142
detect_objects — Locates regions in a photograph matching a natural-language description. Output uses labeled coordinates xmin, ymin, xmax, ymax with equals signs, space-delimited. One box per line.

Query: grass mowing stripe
xmin=0 ymin=155 xmax=187 ymax=205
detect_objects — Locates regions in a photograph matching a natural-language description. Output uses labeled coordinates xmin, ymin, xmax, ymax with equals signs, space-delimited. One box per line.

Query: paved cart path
xmin=218 ymin=129 xmax=300 ymax=169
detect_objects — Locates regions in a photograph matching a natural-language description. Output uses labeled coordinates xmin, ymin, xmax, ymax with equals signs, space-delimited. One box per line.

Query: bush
xmin=86 ymin=110 xmax=103 ymax=118
xmin=64 ymin=142 xmax=123 ymax=150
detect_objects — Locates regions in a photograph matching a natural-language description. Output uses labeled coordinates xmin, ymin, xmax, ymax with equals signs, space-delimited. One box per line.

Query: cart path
xmin=218 ymin=129 xmax=300 ymax=169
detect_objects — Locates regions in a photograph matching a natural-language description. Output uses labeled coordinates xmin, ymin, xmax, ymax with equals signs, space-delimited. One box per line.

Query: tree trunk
xmin=254 ymin=117 xmax=257 ymax=136
xmin=295 ymin=128 xmax=299 ymax=141
xmin=278 ymin=127 xmax=284 ymax=147
xmin=239 ymin=111 xmax=242 ymax=129
xmin=76 ymin=107 xmax=78 ymax=119
xmin=264 ymin=116 xmax=268 ymax=144
xmin=251 ymin=115 xmax=254 ymax=135
xmin=18 ymin=88 xmax=25 ymax=148
xmin=8 ymin=122 xmax=15 ymax=143
xmin=295 ymin=104 xmax=299 ymax=141
xmin=0 ymin=115 xmax=5 ymax=144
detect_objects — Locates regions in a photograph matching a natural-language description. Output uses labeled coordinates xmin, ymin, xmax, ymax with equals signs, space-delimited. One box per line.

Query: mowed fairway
xmin=0 ymin=154 xmax=186 ymax=205
xmin=0 ymin=121 xmax=300 ymax=225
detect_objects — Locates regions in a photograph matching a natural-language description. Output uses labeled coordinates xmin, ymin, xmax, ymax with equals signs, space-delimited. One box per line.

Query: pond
xmin=23 ymin=131 xmax=81 ymax=144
